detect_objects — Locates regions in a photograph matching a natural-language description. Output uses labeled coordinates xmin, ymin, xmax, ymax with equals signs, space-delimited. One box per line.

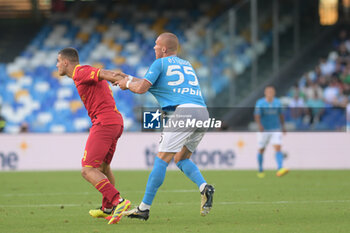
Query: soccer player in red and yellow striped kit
xmin=56 ymin=47 xmax=130 ymax=224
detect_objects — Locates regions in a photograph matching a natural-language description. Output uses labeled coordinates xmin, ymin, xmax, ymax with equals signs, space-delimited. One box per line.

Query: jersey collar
xmin=72 ymin=64 xmax=81 ymax=80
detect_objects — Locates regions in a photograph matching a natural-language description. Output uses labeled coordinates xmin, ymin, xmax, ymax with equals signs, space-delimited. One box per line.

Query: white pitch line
xmin=160 ymin=189 xmax=198 ymax=193
xmin=0 ymin=190 xmax=198 ymax=197
xmin=1 ymin=192 xmax=91 ymax=197
xmin=0 ymin=203 xmax=82 ymax=208
xmin=217 ymin=200 xmax=350 ymax=205
xmin=0 ymin=200 xmax=349 ymax=208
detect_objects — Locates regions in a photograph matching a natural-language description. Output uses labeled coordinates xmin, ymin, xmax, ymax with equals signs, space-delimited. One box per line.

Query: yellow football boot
xmin=108 ymin=199 xmax=131 ymax=224
xmin=276 ymin=168 xmax=289 ymax=177
xmin=89 ymin=206 xmax=114 ymax=218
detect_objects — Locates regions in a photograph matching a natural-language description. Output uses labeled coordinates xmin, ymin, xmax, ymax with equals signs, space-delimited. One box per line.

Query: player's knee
xmin=174 ymin=148 xmax=192 ymax=164
xmin=81 ymin=168 xmax=87 ymax=179
xmin=174 ymin=157 xmax=182 ymax=164
xmin=174 ymin=156 xmax=189 ymax=164
xmin=81 ymin=167 xmax=92 ymax=179
xmin=157 ymin=153 xmax=174 ymax=164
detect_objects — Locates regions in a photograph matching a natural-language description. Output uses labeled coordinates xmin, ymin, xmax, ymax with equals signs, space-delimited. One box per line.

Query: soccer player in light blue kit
xmin=254 ymin=85 xmax=289 ymax=178
xmin=116 ymin=32 xmax=214 ymax=220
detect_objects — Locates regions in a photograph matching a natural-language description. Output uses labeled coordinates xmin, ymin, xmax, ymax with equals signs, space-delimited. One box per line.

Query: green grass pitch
xmin=0 ymin=170 xmax=349 ymax=233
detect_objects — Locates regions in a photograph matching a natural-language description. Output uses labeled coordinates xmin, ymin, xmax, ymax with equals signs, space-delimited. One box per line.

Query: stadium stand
xmin=196 ymin=0 xmax=294 ymax=100
xmin=1 ymin=0 xmax=345 ymax=133
xmin=0 ymin=0 xmax=293 ymax=133
xmin=1 ymin=1 xmax=203 ymax=133
xmin=247 ymin=28 xmax=349 ymax=131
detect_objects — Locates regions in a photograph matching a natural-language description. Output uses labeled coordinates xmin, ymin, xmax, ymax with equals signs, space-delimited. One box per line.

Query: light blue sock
xmin=257 ymin=153 xmax=263 ymax=172
xmin=142 ymin=157 xmax=168 ymax=205
xmin=275 ymin=151 xmax=283 ymax=170
xmin=176 ymin=159 xmax=206 ymax=188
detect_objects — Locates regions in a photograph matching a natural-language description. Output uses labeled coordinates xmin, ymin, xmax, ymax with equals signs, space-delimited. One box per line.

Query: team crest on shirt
xmin=143 ymin=110 xmax=162 ymax=129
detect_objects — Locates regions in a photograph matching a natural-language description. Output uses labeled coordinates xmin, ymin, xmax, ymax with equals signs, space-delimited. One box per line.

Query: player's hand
xmin=258 ymin=125 xmax=264 ymax=132
xmin=117 ymin=77 xmax=128 ymax=90
xmin=282 ymin=126 xmax=287 ymax=135
xmin=112 ymin=71 xmax=127 ymax=81
xmin=112 ymin=76 xmax=126 ymax=86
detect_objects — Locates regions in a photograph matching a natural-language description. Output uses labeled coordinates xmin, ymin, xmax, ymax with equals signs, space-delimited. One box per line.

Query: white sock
xmin=104 ymin=207 xmax=113 ymax=213
xmin=199 ymin=183 xmax=207 ymax=193
xmin=139 ymin=202 xmax=151 ymax=211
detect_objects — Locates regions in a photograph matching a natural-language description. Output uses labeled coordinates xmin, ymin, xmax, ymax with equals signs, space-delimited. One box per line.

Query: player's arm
xmin=254 ymin=102 xmax=264 ymax=132
xmin=278 ymin=101 xmax=286 ymax=133
xmin=76 ymin=67 xmax=126 ymax=84
xmin=118 ymin=76 xmax=152 ymax=94
xmin=279 ymin=114 xmax=286 ymax=133
xmin=254 ymin=114 xmax=264 ymax=132
xmin=98 ymin=69 xmax=127 ymax=83
xmin=115 ymin=59 xmax=161 ymax=94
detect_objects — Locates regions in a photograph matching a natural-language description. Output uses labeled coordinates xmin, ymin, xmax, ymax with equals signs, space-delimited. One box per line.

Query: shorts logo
xmin=143 ymin=109 xmax=162 ymax=129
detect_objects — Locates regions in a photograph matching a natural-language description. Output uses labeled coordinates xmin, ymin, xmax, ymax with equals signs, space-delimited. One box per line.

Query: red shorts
xmin=82 ymin=124 xmax=123 ymax=168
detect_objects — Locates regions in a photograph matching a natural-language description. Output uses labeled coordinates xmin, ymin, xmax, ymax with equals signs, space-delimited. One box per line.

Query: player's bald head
xmin=158 ymin=32 xmax=179 ymax=53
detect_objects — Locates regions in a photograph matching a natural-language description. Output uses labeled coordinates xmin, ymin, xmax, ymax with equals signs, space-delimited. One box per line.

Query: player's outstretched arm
xmin=116 ymin=76 xmax=151 ymax=94
xmin=99 ymin=69 xmax=127 ymax=83
xmin=255 ymin=114 xmax=264 ymax=132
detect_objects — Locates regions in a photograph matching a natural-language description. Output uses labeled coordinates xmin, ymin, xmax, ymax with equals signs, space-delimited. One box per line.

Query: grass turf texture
xmin=0 ymin=170 xmax=349 ymax=233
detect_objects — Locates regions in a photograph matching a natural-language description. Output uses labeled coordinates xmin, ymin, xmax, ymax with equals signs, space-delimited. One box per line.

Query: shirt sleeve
xmin=74 ymin=66 xmax=100 ymax=85
xmin=143 ymin=59 xmax=162 ymax=85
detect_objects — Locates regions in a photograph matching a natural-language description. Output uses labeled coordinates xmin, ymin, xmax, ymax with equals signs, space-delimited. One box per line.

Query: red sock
xmin=95 ymin=179 xmax=120 ymax=206
xmin=102 ymin=197 xmax=113 ymax=210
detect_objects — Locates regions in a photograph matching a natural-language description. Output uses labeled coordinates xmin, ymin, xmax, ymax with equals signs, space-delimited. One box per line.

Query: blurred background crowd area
xmin=0 ymin=0 xmax=349 ymax=133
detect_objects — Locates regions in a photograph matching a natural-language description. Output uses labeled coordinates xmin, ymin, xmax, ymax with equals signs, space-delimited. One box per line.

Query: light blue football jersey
xmin=254 ymin=97 xmax=282 ymax=130
xmin=143 ymin=56 xmax=206 ymax=109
